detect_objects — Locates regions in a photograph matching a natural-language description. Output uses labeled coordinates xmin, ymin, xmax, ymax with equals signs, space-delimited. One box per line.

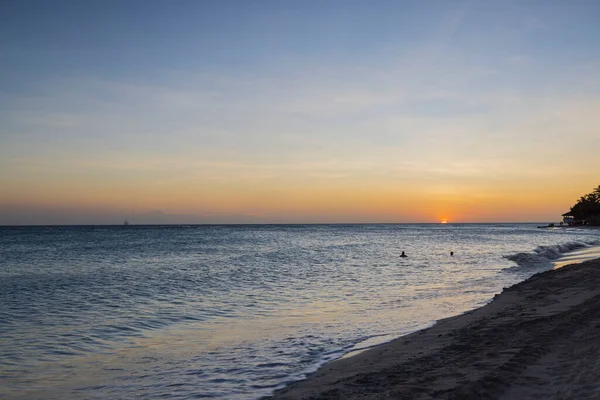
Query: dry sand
xmin=268 ymin=258 xmax=600 ymax=399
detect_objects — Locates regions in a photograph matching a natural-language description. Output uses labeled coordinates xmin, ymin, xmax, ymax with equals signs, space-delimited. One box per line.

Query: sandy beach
xmin=268 ymin=258 xmax=600 ymax=399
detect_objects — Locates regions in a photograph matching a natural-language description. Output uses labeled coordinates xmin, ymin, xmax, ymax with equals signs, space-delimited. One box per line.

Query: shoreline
xmin=267 ymin=257 xmax=600 ymax=399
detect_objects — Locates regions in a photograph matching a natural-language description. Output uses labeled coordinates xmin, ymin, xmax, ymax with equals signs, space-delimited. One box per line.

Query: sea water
xmin=1 ymin=224 xmax=599 ymax=399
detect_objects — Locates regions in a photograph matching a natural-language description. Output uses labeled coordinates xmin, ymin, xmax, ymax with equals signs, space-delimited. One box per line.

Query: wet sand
xmin=268 ymin=258 xmax=600 ymax=399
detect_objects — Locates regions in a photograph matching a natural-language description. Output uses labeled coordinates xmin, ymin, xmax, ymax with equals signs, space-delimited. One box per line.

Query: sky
xmin=1 ymin=0 xmax=599 ymax=224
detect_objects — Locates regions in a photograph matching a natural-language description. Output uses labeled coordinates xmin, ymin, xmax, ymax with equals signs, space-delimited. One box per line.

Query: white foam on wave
xmin=504 ymin=240 xmax=600 ymax=268
xmin=266 ymin=322 xmax=436 ymax=397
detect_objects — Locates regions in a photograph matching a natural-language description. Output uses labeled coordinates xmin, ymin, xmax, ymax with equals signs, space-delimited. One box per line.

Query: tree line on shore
xmin=564 ymin=185 xmax=600 ymax=225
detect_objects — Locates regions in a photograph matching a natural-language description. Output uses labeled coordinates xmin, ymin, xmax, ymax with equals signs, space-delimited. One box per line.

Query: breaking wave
xmin=504 ymin=240 xmax=600 ymax=268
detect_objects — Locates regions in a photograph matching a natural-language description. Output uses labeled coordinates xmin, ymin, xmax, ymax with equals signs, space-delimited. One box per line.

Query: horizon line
xmin=0 ymin=222 xmax=561 ymax=227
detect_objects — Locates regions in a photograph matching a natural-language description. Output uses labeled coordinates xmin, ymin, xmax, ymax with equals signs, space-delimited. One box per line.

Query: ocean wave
xmin=504 ymin=240 xmax=600 ymax=268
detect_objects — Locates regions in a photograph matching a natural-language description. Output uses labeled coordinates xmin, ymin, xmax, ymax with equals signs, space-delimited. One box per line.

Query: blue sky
xmin=3 ymin=1 xmax=599 ymax=82
xmin=1 ymin=1 xmax=600 ymax=224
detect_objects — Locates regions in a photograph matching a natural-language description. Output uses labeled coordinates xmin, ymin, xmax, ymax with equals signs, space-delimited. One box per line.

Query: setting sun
xmin=440 ymin=219 xmax=449 ymax=224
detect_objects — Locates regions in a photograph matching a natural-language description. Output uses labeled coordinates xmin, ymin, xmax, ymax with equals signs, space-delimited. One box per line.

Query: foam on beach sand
xmin=268 ymin=258 xmax=600 ymax=399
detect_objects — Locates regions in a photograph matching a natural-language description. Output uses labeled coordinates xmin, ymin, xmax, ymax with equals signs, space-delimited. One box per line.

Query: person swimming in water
xmin=450 ymin=251 xmax=454 ymax=256
xmin=400 ymin=251 xmax=407 ymax=257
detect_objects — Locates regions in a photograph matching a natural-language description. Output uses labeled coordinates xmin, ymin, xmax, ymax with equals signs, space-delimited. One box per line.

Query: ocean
xmin=1 ymin=224 xmax=600 ymax=399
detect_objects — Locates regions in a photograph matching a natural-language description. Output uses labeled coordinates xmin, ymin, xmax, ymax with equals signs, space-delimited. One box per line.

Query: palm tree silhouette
xmin=566 ymin=186 xmax=600 ymax=225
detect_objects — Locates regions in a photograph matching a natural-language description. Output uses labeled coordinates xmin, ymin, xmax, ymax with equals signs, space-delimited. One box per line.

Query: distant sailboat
xmin=124 ymin=219 xmax=130 ymax=226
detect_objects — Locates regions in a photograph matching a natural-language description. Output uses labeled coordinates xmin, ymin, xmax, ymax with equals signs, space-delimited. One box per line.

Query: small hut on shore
xmin=562 ymin=212 xmax=576 ymax=225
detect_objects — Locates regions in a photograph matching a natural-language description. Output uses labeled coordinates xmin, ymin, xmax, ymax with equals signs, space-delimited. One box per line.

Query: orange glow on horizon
xmin=1 ymin=168 xmax=592 ymax=224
